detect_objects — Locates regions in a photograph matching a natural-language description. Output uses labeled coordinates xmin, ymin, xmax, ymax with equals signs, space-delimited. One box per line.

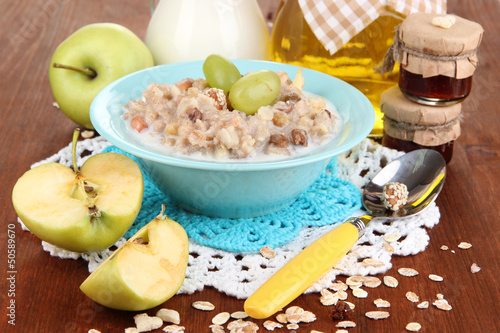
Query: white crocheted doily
xmin=19 ymin=137 xmax=440 ymax=299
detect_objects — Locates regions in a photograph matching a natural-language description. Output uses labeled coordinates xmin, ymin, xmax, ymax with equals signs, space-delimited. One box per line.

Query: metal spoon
xmin=244 ymin=149 xmax=446 ymax=319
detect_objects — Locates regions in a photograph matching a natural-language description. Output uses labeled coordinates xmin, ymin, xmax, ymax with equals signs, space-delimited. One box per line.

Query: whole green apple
xmin=49 ymin=23 xmax=154 ymax=129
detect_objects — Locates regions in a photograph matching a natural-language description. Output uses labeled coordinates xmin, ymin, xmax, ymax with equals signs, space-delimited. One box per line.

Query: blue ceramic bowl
xmin=90 ymin=60 xmax=374 ymax=218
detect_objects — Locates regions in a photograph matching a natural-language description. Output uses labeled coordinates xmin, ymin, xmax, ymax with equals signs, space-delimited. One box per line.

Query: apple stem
xmin=52 ymin=63 xmax=97 ymax=79
xmin=72 ymin=129 xmax=81 ymax=174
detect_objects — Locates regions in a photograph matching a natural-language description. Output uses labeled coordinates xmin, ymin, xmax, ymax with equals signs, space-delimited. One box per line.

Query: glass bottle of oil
xmin=271 ymin=0 xmax=405 ymax=137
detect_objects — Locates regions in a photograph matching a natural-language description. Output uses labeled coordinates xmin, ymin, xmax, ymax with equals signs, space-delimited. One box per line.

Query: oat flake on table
xmin=19 ymin=138 xmax=441 ymax=299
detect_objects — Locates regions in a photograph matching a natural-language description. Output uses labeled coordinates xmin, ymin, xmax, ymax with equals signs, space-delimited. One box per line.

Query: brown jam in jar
xmin=399 ymin=65 xmax=472 ymax=105
xmin=382 ymin=132 xmax=454 ymax=163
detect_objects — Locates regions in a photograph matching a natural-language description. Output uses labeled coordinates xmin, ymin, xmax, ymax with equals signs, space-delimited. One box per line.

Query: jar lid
xmin=380 ymin=86 xmax=461 ymax=126
xmin=396 ymin=13 xmax=484 ymax=78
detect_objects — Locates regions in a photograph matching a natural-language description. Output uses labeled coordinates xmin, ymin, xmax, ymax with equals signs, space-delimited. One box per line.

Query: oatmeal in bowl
xmin=123 ymin=65 xmax=342 ymax=161
xmin=90 ymin=59 xmax=374 ymax=218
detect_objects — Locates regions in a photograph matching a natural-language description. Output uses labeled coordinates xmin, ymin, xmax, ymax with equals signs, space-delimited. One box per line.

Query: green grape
xmin=202 ymin=54 xmax=241 ymax=94
xmin=229 ymin=70 xmax=281 ymax=115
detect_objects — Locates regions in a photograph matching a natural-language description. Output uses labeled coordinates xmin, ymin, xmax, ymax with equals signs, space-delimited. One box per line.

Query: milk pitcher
xmin=146 ymin=0 xmax=270 ymax=64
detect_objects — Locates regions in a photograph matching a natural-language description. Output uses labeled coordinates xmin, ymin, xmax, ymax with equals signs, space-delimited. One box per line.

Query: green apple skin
xmin=49 ymin=23 xmax=155 ymax=129
xmin=80 ymin=214 xmax=189 ymax=311
xmin=12 ymin=153 xmax=143 ymax=253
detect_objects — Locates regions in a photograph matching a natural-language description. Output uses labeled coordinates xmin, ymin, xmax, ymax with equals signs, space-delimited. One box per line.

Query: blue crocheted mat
xmin=102 ymin=146 xmax=361 ymax=252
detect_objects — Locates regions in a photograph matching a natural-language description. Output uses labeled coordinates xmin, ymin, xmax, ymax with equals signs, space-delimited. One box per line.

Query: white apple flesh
xmin=12 ymin=131 xmax=143 ymax=252
xmin=80 ymin=208 xmax=189 ymax=311
xmin=49 ymin=23 xmax=154 ymax=129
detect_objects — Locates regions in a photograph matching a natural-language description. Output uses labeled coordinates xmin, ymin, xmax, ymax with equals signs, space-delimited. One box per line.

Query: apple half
xmin=79 ymin=207 xmax=189 ymax=311
xmin=12 ymin=130 xmax=143 ymax=252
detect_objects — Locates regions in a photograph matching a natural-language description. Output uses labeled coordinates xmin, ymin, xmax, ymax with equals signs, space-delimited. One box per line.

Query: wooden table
xmin=1 ymin=1 xmax=499 ymax=332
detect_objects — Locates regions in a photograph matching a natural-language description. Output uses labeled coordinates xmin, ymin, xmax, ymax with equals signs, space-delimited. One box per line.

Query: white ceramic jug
xmin=146 ymin=0 xmax=270 ymax=64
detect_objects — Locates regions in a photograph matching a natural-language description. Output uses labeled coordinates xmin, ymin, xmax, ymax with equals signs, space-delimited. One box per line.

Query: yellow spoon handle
xmin=244 ymin=222 xmax=360 ymax=319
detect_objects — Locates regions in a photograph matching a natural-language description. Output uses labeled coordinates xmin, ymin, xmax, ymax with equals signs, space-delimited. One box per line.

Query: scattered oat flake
xmin=440 ymin=245 xmax=449 ymax=250
xmin=209 ymin=324 xmax=225 ymax=333
xmin=417 ymin=301 xmax=429 ymax=309
xmin=429 ymin=274 xmax=444 ymax=282
xmin=363 ymin=276 xmax=382 ymax=288
xmin=300 ymin=310 xmax=317 ymax=323
xmin=227 ymin=319 xmax=258 ymax=331
xmin=192 ymin=301 xmax=215 ymax=311
xmin=285 ymin=306 xmax=305 ymax=323
xmin=336 ymin=320 xmax=356 ymax=328
xmin=134 ymin=313 xmax=163 ymax=332
xmin=458 ymin=242 xmax=472 ymax=249
xmin=231 ymin=311 xmax=249 ymax=319
xmin=362 ymin=258 xmax=385 ymax=267
xmin=124 ymin=328 xmax=139 ymax=333
xmin=330 ymin=281 xmax=348 ymax=291
xmin=276 ymin=313 xmax=288 ymax=324
xmin=352 ymin=288 xmax=368 ymax=298
xmin=406 ymin=322 xmax=422 ymax=331
xmin=432 ymin=15 xmax=456 ymax=29
xmin=470 ymin=263 xmax=481 ymax=273
xmin=320 ymin=288 xmax=339 ymax=306
xmin=212 ymin=312 xmax=231 ymax=325
xmin=384 ymin=233 xmax=402 ymax=243
xmin=337 ymin=290 xmax=349 ymax=300
xmin=52 ymin=101 xmax=60 ymax=109
xmin=406 ymin=291 xmax=419 ymax=303
xmin=374 ymin=298 xmax=391 ymax=308
xmin=162 ymin=325 xmax=185 ymax=333
xmin=433 ymin=299 xmax=452 ymax=311
xmin=383 ymin=275 xmax=399 ymax=288
xmin=88 ymin=330 xmax=101 ymax=333
xmin=345 ymin=301 xmax=355 ymax=310
xmin=365 ymin=311 xmax=390 ymax=320
xmin=286 ymin=323 xmax=299 ymax=330
xmin=156 ymin=309 xmax=180 ymax=324
xmin=260 ymin=246 xmax=276 ymax=259
xmin=436 ymin=293 xmax=444 ymax=300
xmin=81 ymin=130 xmax=94 ymax=139
xmin=451 ymin=250 xmax=456 ymax=253
xmin=398 ymin=268 xmax=419 ymax=277
xmin=383 ymin=242 xmax=395 ymax=252
xmin=335 ymin=331 xmax=348 ymax=333
xmin=346 ymin=276 xmax=364 ymax=288
xmin=263 ymin=320 xmax=283 ymax=331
